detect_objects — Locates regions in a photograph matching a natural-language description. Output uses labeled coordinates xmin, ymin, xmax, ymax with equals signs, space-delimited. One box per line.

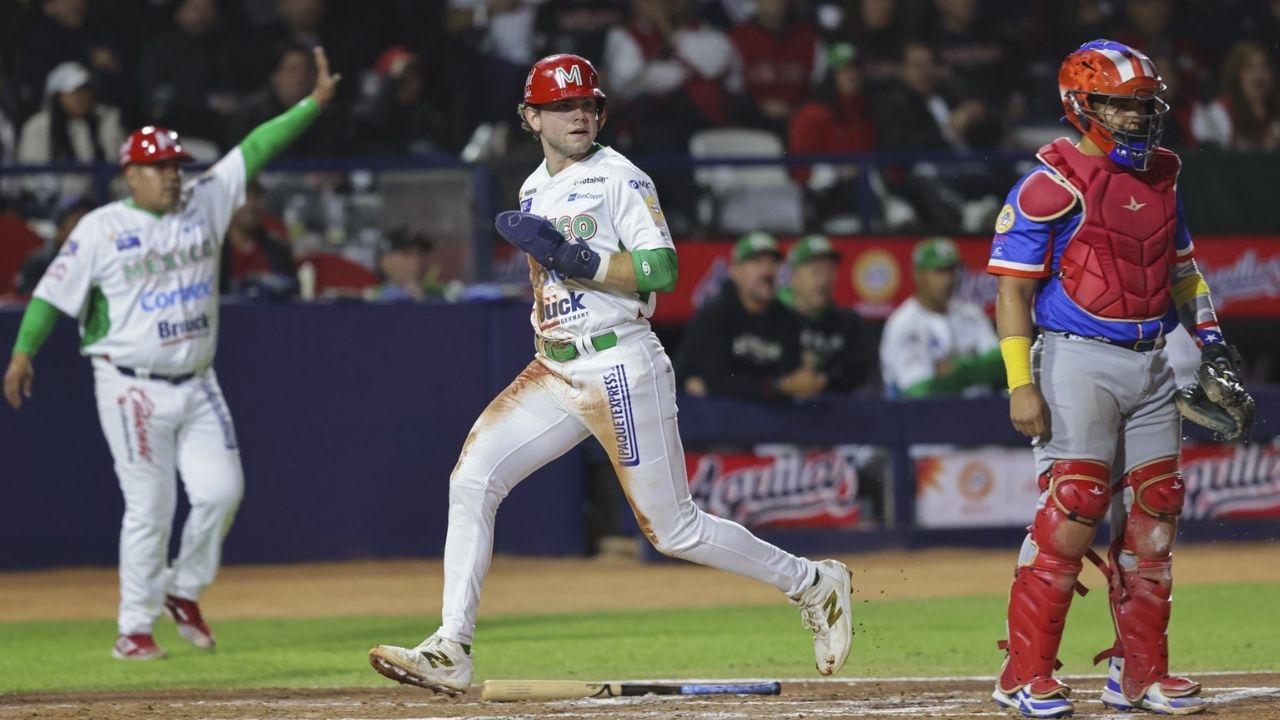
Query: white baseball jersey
xmin=879 ymin=296 xmax=999 ymax=396
xmin=34 ymin=150 xmax=246 ymax=374
xmin=517 ymin=146 xmax=674 ymax=343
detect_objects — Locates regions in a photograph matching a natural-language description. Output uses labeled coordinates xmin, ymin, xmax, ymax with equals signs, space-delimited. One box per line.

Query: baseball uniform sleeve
xmin=190 ymin=147 xmax=247 ymax=244
xmin=987 ymin=168 xmax=1064 ymax=279
xmin=32 ymin=219 xmax=99 ymax=319
xmin=607 ymin=169 xmax=674 ymax=253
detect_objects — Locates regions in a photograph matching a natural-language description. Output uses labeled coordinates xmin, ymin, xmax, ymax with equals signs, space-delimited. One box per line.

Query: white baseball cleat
xmin=790 ymin=558 xmax=854 ymax=675
xmin=368 ymin=635 xmax=473 ymax=696
xmin=992 ymin=682 xmax=1074 ymax=718
xmin=1100 ymin=658 xmax=1206 ymax=715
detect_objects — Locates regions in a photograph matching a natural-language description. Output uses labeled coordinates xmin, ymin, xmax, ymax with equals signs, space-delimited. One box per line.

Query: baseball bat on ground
xmin=481 ymin=680 xmax=782 ymax=702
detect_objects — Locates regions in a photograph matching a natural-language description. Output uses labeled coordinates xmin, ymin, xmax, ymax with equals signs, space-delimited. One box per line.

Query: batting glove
xmin=495 ymin=211 xmax=601 ymax=280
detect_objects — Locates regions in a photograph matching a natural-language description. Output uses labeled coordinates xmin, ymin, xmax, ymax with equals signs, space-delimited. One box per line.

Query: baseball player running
xmin=368 ymin=54 xmax=854 ymax=694
xmin=988 ymin=41 xmax=1253 ymax=718
xmin=3 ymin=47 xmax=341 ymax=660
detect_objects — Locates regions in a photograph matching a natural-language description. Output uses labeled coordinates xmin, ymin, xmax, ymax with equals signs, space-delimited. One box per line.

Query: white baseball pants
xmin=437 ymin=320 xmax=815 ymax=644
xmin=91 ymin=359 xmax=243 ymax=636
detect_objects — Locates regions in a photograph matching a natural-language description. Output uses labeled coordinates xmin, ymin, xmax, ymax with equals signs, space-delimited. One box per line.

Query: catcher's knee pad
xmin=1028 ymin=459 xmax=1111 ymax=560
xmin=1125 ymin=457 xmax=1184 ymax=519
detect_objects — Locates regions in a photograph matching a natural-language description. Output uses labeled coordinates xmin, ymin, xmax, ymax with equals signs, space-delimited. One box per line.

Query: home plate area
xmin=5 ymin=674 xmax=1278 ymax=720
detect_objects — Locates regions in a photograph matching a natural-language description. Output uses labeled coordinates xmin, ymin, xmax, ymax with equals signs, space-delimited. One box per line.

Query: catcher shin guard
xmin=1096 ymin=457 xmax=1201 ymax=706
xmin=999 ymin=460 xmax=1111 ymax=693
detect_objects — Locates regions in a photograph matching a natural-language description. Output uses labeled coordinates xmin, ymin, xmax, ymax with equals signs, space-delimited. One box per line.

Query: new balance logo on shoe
xmin=421 ymin=650 xmax=454 ymax=668
xmin=823 ymin=591 xmax=843 ymax=628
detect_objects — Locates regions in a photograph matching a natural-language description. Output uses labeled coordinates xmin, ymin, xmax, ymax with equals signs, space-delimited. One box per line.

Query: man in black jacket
xmin=676 ymin=232 xmax=826 ymax=402
xmin=783 ymin=234 xmax=870 ymax=393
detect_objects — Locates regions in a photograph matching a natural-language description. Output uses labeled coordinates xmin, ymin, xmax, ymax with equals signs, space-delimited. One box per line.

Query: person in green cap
xmin=781 ymin=234 xmax=869 ymax=393
xmin=676 ymin=231 xmax=826 ymax=401
xmin=878 ymin=236 xmax=1003 ymax=397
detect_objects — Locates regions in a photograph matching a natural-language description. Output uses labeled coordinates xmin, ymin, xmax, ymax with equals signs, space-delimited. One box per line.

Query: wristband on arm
xmin=999 ymin=336 xmax=1033 ymax=391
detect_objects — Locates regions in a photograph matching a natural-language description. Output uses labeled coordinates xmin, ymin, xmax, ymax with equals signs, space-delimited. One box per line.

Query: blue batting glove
xmin=495 ymin=211 xmax=601 ymax=279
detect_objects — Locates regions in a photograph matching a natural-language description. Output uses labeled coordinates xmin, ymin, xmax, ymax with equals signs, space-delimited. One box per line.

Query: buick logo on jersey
xmin=541 ymin=291 xmax=586 ymax=320
xmin=115 ymin=234 xmax=141 ymax=251
xmin=602 ymin=365 xmax=640 ymax=467
xmin=157 ymin=313 xmax=211 ymax=342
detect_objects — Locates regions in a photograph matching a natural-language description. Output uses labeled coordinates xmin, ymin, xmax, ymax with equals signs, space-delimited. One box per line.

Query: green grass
xmin=1 ymin=582 xmax=1274 ymax=694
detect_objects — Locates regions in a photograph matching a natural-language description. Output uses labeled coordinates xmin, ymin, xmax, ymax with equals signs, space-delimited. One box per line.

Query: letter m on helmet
xmin=554 ymin=64 xmax=583 ymax=88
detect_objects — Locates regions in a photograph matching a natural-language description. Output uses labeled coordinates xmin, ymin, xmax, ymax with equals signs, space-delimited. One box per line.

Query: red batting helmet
xmin=523 ymin=54 xmax=606 ymax=107
xmin=1059 ymin=40 xmax=1168 ymax=171
xmin=118 ymin=126 xmax=195 ymax=168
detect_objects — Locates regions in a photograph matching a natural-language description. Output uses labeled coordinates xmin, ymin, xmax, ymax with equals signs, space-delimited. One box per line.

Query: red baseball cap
xmin=119 ymin=126 xmax=195 ymax=168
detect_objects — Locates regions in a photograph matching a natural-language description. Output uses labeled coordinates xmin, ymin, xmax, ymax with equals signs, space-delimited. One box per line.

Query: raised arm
xmin=239 ymin=46 xmax=342 ymax=180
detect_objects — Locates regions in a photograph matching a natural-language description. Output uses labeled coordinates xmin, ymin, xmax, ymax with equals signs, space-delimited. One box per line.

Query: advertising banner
xmin=685 ymin=444 xmax=890 ymax=529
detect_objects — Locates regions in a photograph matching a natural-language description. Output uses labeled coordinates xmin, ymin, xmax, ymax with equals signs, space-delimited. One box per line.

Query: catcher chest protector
xmin=1038 ymin=139 xmax=1179 ymax=321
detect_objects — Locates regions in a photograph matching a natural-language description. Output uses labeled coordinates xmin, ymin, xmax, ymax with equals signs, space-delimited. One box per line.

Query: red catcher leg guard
xmin=1104 ymin=457 xmax=1200 ymax=702
xmin=999 ymin=460 xmax=1111 ymax=693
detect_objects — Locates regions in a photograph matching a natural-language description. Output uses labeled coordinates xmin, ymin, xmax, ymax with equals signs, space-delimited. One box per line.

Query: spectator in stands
xmin=787 ymin=42 xmax=876 ymax=229
xmin=15 ymin=194 xmax=94 ymax=297
xmin=534 ymin=0 xmax=629 ymax=64
xmin=603 ymin=0 xmax=743 ymax=229
xmin=920 ymin=0 xmax=1015 ymax=149
xmin=676 ymin=232 xmax=826 ymax=402
xmin=834 ymin=0 xmax=905 ymax=91
xmin=250 ymin=0 xmax=355 ymax=96
xmin=227 ymin=43 xmax=348 ymax=157
xmin=872 ymin=40 xmax=1010 ymax=232
xmin=16 ymin=62 xmax=124 ymax=209
xmin=12 ymin=0 xmax=127 ymax=124
xmin=136 ymin=0 xmax=242 ymax=147
xmin=1194 ymin=40 xmax=1280 ymax=151
xmin=220 ymin=180 xmax=297 ymax=300
xmin=728 ymin=0 xmax=823 ymax=137
xmin=368 ymin=228 xmax=440 ymax=302
xmin=879 ymin=237 xmax=1002 ymax=398
xmin=780 ymin=234 xmax=869 ymax=393
xmin=351 ymin=46 xmax=450 ymax=156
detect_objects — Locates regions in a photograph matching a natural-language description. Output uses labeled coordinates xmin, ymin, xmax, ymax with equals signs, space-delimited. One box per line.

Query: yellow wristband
xmin=999 ymin=336 xmax=1033 ymax=391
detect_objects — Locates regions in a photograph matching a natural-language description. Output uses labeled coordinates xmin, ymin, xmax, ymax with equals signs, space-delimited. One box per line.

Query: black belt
xmin=115 ymin=366 xmax=197 ymax=384
xmin=1060 ymin=332 xmax=1166 ymax=353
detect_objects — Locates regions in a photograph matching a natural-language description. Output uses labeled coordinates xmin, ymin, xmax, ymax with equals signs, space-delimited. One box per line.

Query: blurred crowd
xmin=0 ymin=0 xmax=1277 ymax=330
xmin=0 ymin=0 xmax=1277 ymax=217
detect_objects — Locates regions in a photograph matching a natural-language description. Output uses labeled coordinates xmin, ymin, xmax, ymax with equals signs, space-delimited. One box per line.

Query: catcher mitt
xmin=1174 ymin=344 xmax=1255 ymax=442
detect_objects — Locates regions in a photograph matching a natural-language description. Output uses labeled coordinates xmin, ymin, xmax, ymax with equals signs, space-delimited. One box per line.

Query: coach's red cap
xmin=119 ymin=126 xmax=195 ymax=168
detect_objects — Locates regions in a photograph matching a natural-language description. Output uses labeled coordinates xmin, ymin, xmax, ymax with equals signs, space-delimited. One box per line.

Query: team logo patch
xmin=58 ymin=239 xmax=79 ymax=257
xmin=115 ymin=234 xmax=141 ymax=251
xmin=645 ymin=195 xmax=664 ymax=221
xmin=520 ymin=197 xmax=533 ymax=212
xmin=995 ymin=204 xmax=1015 ymax=233
xmin=602 ymin=365 xmax=640 ymax=467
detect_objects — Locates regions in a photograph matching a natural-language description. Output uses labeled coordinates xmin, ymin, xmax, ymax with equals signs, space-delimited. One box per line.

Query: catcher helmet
xmin=1059 ymin=40 xmax=1169 ymax=171
xmin=523 ymin=54 xmax=606 ymax=108
xmin=118 ymin=126 xmax=195 ymax=168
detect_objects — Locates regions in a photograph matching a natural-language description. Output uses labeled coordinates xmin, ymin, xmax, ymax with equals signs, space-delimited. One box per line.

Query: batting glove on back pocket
xmin=495 ymin=211 xmax=601 ymax=279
